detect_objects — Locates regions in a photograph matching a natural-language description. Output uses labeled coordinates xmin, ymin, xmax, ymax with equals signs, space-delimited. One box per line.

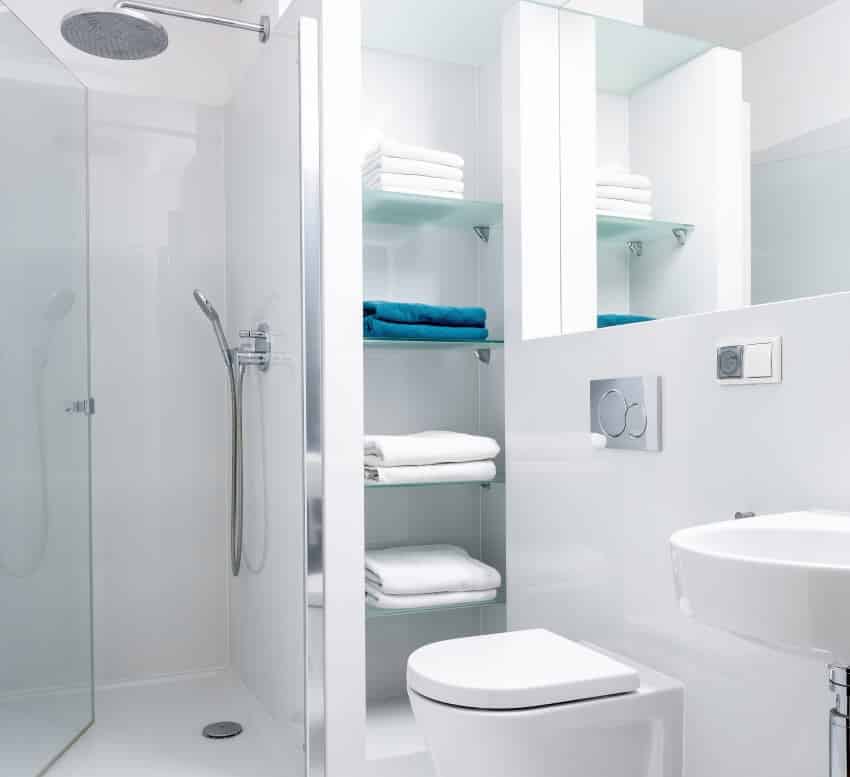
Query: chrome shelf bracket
xmin=672 ymin=227 xmax=689 ymax=247
xmin=627 ymin=240 xmax=643 ymax=257
xmin=473 ymin=226 xmax=491 ymax=243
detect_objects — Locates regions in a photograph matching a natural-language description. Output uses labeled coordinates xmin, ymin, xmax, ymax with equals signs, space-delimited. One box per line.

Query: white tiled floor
xmin=49 ymin=673 xmax=301 ymax=777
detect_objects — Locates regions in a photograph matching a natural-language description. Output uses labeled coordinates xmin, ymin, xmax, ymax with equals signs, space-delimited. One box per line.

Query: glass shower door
xmin=0 ymin=4 xmax=93 ymax=776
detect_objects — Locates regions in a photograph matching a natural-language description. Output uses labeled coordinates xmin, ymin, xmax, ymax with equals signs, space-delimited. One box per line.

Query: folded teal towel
xmin=364 ymin=317 xmax=489 ymax=341
xmin=364 ymin=301 xmax=486 ymax=328
xmin=597 ymin=314 xmax=655 ymax=328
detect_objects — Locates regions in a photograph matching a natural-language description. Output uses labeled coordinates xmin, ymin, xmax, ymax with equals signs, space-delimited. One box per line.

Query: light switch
xmin=743 ymin=343 xmax=773 ymax=379
xmin=716 ymin=337 xmax=782 ymax=385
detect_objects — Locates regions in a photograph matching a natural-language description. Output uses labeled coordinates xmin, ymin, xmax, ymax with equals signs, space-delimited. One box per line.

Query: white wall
xmin=504 ymin=293 xmax=841 ymax=777
xmin=744 ymin=0 xmax=850 ymax=154
xmin=225 ymin=23 xmax=306 ymax=760
xmin=89 ymin=92 xmax=230 ymax=685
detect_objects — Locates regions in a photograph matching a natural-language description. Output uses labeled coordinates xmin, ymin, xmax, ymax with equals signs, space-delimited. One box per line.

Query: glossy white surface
xmin=89 ymin=92 xmax=229 ymax=685
xmin=671 ymin=511 xmax=850 ymax=663
xmin=503 ymin=292 xmax=850 ymax=777
xmin=49 ymin=673 xmax=295 ymax=777
xmin=226 ymin=17 xmax=305 ymax=752
xmin=409 ymin=648 xmax=682 ymax=777
xmin=407 ymin=629 xmax=639 ymax=709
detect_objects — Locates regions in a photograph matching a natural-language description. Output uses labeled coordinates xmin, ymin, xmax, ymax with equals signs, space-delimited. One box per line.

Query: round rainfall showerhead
xmin=60 ymin=8 xmax=168 ymax=60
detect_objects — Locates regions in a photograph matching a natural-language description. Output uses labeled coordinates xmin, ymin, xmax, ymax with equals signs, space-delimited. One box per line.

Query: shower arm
xmin=113 ymin=1 xmax=270 ymax=42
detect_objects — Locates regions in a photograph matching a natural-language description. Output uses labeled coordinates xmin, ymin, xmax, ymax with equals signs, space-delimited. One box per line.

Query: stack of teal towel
xmin=364 ymin=301 xmax=489 ymax=341
xmin=598 ymin=313 xmax=654 ymax=328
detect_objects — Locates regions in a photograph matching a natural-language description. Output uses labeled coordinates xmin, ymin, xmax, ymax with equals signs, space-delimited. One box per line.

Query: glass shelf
xmin=364 ymin=337 xmax=503 ymax=350
xmin=366 ymin=595 xmax=505 ymax=619
xmin=366 ymin=479 xmax=504 ymax=490
xmin=597 ymin=214 xmax=694 ymax=247
xmin=363 ymin=190 xmax=503 ymax=231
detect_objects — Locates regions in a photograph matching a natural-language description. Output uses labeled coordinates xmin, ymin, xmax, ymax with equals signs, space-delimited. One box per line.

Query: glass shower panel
xmin=0 ymin=4 xmax=92 ymax=776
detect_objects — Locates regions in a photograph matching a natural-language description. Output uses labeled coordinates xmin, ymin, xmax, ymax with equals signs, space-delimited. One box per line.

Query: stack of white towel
xmin=597 ymin=165 xmax=653 ymax=220
xmin=364 ymin=431 xmax=499 ymax=485
xmin=366 ymin=545 xmax=502 ymax=610
xmin=363 ymin=139 xmax=465 ymax=200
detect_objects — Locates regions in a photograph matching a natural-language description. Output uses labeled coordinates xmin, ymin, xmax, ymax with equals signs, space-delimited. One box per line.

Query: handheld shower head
xmin=44 ymin=289 xmax=76 ymax=323
xmin=193 ymin=289 xmax=232 ymax=368
xmin=193 ymin=289 xmax=219 ymax=322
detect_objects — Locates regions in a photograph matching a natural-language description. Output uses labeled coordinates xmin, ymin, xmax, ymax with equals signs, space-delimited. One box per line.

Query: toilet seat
xmin=407 ymin=629 xmax=640 ymax=710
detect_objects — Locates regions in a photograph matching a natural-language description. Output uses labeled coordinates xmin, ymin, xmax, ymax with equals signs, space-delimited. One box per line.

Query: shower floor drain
xmin=203 ymin=721 xmax=244 ymax=739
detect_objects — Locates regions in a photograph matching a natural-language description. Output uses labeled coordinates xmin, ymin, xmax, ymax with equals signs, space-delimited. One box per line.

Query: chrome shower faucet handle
xmin=236 ymin=323 xmax=271 ymax=371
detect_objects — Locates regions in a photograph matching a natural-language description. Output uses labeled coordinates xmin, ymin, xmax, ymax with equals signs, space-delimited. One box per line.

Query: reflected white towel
xmin=596 ymin=185 xmax=652 ymax=204
xmin=597 ymin=167 xmax=652 ymax=190
xmin=366 ymin=585 xmax=499 ymax=610
xmin=365 ymin=460 xmax=497 ymax=486
xmin=597 ymin=198 xmax=653 ymax=219
xmin=365 ymin=544 xmax=502 ymax=595
xmin=363 ymin=155 xmax=464 ymax=181
xmin=364 ymin=140 xmax=464 ymax=169
xmin=364 ymin=172 xmax=465 ymax=194
xmin=364 ymin=431 xmax=501 ymax=467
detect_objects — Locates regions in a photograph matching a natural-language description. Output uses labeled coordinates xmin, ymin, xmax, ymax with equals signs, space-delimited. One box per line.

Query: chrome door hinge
xmin=65 ymin=398 xmax=95 ymax=416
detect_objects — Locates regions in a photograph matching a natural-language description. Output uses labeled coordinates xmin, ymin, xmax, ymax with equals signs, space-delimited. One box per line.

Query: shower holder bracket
xmin=672 ymin=227 xmax=690 ymax=247
xmin=64 ymin=398 xmax=95 ymax=416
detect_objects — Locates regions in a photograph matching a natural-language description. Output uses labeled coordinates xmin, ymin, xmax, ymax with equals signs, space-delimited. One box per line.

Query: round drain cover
xmin=203 ymin=721 xmax=243 ymax=739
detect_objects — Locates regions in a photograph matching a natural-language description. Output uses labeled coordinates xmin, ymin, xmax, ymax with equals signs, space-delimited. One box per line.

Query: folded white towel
xmin=597 ymin=167 xmax=652 ymax=190
xmin=596 ymin=198 xmax=654 ymax=219
xmin=366 ymin=585 xmax=499 ymax=610
xmin=363 ymin=155 xmax=464 ymax=182
xmin=365 ymin=544 xmax=502 ymax=595
xmin=596 ymin=185 xmax=652 ymax=204
xmin=364 ymin=140 xmax=464 ymax=169
xmin=364 ymin=431 xmax=501 ymax=468
xmin=364 ymin=172 xmax=465 ymax=194
xmin=365 ymin=460 xmax=497 ymax=486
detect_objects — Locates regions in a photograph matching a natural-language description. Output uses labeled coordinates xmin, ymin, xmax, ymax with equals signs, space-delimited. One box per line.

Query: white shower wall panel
xmin=88 ymin=92 xmax=230 ymax=685
xmin=225 ymin=28 xmax=305 ymax=749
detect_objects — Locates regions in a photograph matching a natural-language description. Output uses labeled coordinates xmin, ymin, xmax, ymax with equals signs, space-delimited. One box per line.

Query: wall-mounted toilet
xmin=407 ymin=629 xmax=683 ymax=777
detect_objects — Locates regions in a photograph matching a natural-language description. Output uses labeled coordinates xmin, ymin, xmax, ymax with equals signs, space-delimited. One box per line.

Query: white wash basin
xmin=670 ymin=511 xmax=850 ymax=663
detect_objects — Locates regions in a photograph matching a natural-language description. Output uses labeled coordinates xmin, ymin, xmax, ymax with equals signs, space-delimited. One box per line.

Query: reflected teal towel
xmin=598 ymin=314 xmax=655 ymax=328
xmin=364 ymin=317 xmax=489 ymax=341
xmin=364 ymin=301 xmax=486 ymax=328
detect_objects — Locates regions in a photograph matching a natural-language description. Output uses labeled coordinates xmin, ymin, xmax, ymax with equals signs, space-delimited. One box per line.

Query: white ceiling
xmin=644 ymin=0 xmax=837 ymax=48
xmin=0 ymin=0 xmax=841 ymax=101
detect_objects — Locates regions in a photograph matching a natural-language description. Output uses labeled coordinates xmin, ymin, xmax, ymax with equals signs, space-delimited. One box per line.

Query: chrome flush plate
xmin=590 ymin=376 xmax=662 ymax=451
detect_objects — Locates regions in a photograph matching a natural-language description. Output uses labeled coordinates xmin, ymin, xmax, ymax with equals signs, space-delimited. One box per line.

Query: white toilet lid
xmin=407 ymin=629 xmax=640 ymax=710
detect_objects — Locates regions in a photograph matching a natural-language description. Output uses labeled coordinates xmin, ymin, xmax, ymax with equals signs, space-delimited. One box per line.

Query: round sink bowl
xmin=670 ymin=511 xmax=850 ymax=664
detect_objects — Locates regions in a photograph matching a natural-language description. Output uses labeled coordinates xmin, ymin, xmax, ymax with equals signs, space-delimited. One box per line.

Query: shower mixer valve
xmin=236 ymin=325 xmax=271 ymax=371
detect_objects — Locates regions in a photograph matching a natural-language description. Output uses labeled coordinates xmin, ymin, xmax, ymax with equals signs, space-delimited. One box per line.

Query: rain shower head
xmin=60 ymin=2 xmax=270 ymax=61
xmin=60 ymin=7 xmax=168 ymax=60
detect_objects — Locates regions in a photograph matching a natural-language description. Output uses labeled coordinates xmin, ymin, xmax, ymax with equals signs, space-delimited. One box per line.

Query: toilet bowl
xmin=407 ymin=629 xmax=683 ymax=777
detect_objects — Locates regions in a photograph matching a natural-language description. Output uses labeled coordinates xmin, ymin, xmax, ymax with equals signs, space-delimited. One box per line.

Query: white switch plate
xmin=716 ymin=337 xmax=782 ymax=385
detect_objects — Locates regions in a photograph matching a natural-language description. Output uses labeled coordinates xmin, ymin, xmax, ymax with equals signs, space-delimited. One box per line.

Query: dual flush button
xmin=598 ymin=388 xmax=647 ymax=439
xmin=590 ymin=376 xmax=661 ymax=452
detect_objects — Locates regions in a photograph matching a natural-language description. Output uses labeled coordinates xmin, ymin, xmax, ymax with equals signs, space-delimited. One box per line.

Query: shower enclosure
xmin=1 ymin=0 xmax=364 ymax=774
xmin=0 ymin=3 xmax=93 ymax=775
